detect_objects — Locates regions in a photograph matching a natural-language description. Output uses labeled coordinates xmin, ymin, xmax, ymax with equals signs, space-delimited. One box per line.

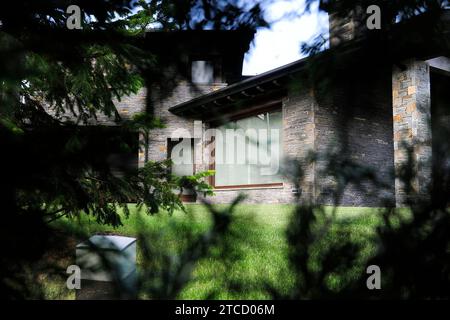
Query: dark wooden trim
xmin=209 ymin=101 xmax=282 ymax=127
xmin=214 ymin=182 xmax=283 ymax=190
xmin=180 ymin=194 xmax=197 ymax=202
xmin=206 ymin=96 xmax=283 ymax=125
xmin=208 ymin=136 xmax=216 ymax=186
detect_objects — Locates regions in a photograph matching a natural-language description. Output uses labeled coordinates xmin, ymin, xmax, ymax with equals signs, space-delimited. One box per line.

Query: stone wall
xmin=144 ymin=56 xmax=446 ymax=207
xmin=144 ymin=80 xmax=226 ymax=166
xmin=44 ymin=67 xmax=398 ymax=207
xmin=142 ymin=68 xmax=398 ymax=206
xmin=281 ymin=85 xmax=316 ymax=202
xmin=314 ymin=67 xmax=396 ymax=207
xmin=42 ymin=87 xmax=147 ymax=125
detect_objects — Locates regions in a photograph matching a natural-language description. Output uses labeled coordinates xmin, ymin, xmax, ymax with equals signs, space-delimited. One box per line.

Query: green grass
xmin=46 ymin=204 xmax=382 ymax=299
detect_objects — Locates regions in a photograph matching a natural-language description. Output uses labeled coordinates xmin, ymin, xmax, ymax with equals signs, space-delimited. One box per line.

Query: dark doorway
xmin=430 ymin=70 xmax=450 ymax=197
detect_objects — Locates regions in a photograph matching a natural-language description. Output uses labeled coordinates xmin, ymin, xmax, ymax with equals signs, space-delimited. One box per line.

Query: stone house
xmin=110 ymin=8 xmax=450 ymax=207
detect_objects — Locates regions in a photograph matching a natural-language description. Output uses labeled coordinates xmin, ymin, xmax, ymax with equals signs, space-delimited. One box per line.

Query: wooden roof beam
xmin=241 ymin=90 xmax=255 ymax=98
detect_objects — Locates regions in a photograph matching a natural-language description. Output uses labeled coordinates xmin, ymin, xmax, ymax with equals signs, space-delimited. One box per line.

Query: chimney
xmin=325 ymin=2 xmax=366 ymax=47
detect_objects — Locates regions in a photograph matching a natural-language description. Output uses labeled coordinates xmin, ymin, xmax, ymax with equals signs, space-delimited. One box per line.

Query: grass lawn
xmin=42 ymin=204 xmax=383 ymax=299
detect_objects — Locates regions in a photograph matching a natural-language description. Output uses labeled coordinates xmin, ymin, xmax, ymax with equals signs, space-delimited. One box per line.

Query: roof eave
xmin=169 ymin=56 xmax=309 ymax=116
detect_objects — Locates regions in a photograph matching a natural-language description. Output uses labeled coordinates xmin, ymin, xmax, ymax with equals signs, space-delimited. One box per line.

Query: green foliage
xmin=178 ymin=170 xmax=216 ymax=197
xmin=137 ymin=160 xmax=214 ymax=215
xmin=4 ymin=0 xmax=449 ymax=301
xmin=45 ymin=205 xmax=379 ymax=299
xmin=0 ymin=0 xmax=266 ymax=299
xmin=270 ymin=0 xmax=450 ymax=299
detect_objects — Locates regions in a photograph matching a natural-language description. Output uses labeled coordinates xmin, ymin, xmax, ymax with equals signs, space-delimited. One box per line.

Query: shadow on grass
xmin=47 ymin=203 xmax=380 ymax=299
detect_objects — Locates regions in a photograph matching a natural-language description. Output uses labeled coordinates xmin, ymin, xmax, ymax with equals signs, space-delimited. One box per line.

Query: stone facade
xmin=144 ymin=81 xmax=226 ymax=164
xmin=43 ymin=88 xmax=147 ymax=126
xmin=118 ymin=54 xmax=449 ymax=207
xmin=143 ymin=69 xmax=397 ymax=206
xmin=42 ymin=27 xmax=448 ymax=207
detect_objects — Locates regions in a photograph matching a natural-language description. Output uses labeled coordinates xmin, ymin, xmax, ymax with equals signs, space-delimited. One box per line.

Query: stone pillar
xmin=392 ymin=60 xmax=432 ymax=205
xmin=283 ymin=86 xmax=316 ymax=203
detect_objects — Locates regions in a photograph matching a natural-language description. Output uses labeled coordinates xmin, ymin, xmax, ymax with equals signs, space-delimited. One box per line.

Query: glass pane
xmin=250 ymin=110 xmax=283 ymax=184
xmin=214 ymin=109 xmax=283 ymax=187
xmin=215 ymin=122 xmax=250 ymax=186
xmin=191 ymin=60 xmax=214 ymax=84
xmin=170 ymin=139 xmax=194 ymax=177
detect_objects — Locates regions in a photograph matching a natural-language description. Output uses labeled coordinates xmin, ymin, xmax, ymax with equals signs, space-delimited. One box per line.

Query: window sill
xmin=213 ymin=184 xmax=284 ymax=191
xmin=191 ymin=82 xmax=226 ymax=85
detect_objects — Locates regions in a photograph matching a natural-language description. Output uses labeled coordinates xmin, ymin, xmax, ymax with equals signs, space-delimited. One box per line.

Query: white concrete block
xmin=76 ymin=235 xmax=136 ymax=282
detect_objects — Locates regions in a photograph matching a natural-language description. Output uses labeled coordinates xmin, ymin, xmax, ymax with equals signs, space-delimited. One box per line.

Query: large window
xmin=214 ymin=109 xmax=283 ymax=188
